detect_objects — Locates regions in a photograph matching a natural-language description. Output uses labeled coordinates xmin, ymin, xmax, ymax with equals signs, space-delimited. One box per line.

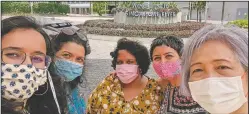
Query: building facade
xmin=184 ymin=1 xmax=248 ymax=21
xmin=63 ymin=1 xmax=92 ymax=15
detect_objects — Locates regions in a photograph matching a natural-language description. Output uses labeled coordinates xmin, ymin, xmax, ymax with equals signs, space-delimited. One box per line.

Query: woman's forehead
xmin=2 ymin=28 xmax=46 ymax=55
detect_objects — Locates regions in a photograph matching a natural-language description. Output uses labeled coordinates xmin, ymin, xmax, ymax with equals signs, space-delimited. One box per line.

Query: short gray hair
xmin=180 ymin=24 xmax=248 ymax=96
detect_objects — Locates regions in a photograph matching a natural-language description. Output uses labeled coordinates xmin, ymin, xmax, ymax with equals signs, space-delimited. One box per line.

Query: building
xmin=63 ymin=1 xmax=92 ymax=15
xmin=176 ymin=1 xmax=248 ymax=21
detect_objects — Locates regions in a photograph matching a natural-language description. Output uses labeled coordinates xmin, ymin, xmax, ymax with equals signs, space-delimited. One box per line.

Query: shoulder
xmin=89 ymin=72 xmax=117 ymax=96
xmin=146 ymin=77 xmax=164 ymax=93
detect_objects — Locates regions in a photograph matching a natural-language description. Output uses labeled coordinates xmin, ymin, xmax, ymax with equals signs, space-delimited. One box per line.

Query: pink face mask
xmin=153 ymin=60 xmax=181 ymax=79
xmin=116 ymin=64 xmax=139 ymax=84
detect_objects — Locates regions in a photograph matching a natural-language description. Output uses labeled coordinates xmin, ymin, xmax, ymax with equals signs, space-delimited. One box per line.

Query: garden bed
xmin=77 ymin=19 xmax=211 ymax=38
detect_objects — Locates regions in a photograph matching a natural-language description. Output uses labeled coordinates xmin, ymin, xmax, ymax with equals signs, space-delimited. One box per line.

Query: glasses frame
xmin=1 ymin=49 xmax=52 ymax=69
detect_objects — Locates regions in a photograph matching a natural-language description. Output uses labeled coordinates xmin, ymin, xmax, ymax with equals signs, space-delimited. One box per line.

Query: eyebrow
xmin=2 ymin=47 xmax=22 ymax=50
xmin=213 ymin=59 xmax=232 ymax=63
xmin=190 ymin=59 xmax=232 ymax=68
xmin=153 ymin=52 xmax=174 ymax=57
xmin=32 ymin=51 xmax=46 ymax=55
xmin=190 ymin=62 xmax=202 ymax=68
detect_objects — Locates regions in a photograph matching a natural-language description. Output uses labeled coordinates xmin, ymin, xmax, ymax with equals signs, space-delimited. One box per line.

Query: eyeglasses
xmin=56 ymin=27 xmax=88 ymax=41
xmin=1 ymin=48 xmax=51 ymax=69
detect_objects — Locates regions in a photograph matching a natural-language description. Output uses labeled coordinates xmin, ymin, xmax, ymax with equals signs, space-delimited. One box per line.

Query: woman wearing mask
xmin=87 ymin=38 xmax=164 ymax=113
xmin=1 ymin=16 xmax=60 ymax=114
xmin=49 ymin=28 xmax=90 ymax=114
xmin=180 ymin=25 xmax=248 ymax=114
xmin=150 ymin=36 xmax=207 ymax=114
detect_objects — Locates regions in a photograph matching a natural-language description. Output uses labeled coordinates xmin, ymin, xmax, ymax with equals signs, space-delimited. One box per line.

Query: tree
xmin=192 ymin=1 xmax=206 ymax=22
xmin=93 ymin=2 xmax=107 ymax=16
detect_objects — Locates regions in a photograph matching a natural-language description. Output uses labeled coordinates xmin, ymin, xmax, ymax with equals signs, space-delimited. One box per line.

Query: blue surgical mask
xmin=53 ymin=59 xmax=83 ymax=81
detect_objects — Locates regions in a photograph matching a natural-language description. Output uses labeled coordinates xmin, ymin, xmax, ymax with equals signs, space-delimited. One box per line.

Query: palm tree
xmin=221 ymin=1 xmax=225 ymax=24
xmin=192 ymin=1 xmax=206 ymax=22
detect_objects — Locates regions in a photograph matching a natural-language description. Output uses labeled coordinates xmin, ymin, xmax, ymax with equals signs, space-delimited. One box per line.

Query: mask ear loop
xmin=34 ymin=81 xmax=49 ymax=95
xmin=47 ymin=70 xmax=61 ymax=114
xmin=241 ymin=70 xmax=248 ymax=97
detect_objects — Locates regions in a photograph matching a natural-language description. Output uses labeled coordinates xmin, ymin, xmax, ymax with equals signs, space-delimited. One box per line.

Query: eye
xmin=165 ymin=55 xmax=174 ymax=59
xmin=153 ymin=57 xmax=160 ymax=61
xmin=61 ymin=53 xmax=71 ymax=59
xmin=76 ymin=57 xmax=84 ymax=64
xmin=31 ymin=56 xmax=44 ymax=63
xmin=192 ymin=69 xmax=203 ymax=74
xmin=217 ymin=65 xmax=231 ymax=70
xmin=117 ymin=61 xmax=123 ymax=65
xmin=4 ymin=53 xmax=22 ymax=59
xmin=127 ymin=61 xmax=133 ymax=64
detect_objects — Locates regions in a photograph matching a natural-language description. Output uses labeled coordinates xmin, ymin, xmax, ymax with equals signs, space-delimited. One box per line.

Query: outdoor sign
xmin=126 ymin=3 xmax=177 ymax=17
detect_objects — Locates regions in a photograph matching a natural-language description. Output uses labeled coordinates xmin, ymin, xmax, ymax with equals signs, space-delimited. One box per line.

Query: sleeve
xmin=86 ymin=73 xmax=114 ymax=114
xmin=86 ymin=88 xmax=99 ymax=114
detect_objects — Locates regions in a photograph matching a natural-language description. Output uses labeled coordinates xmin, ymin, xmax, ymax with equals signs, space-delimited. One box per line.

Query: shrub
xmin=33 ymin=2 xmax=69 ymax=14
xmin=2 ymin=2 xmax=31 ymax=14
xmin=227 ymin=19 xmax=248 ymax=29
xmin=2 ymin=2 xmax=69 ymax=15
xmin=80 ymin=19 xmax=208 ymax=31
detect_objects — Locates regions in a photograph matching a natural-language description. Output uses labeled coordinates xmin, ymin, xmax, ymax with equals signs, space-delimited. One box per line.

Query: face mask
xmin=53 ymin=58 xmax=83 ymax=81
xmin=153 ymin=60 xmax=181 ymax=79
xmin=116 ymin=64 xmax=139 ymax=84
xmin=188 ymin=76 xmax=248 ymax=114
xmin=1 ymin=63 xmax=47 ymax=102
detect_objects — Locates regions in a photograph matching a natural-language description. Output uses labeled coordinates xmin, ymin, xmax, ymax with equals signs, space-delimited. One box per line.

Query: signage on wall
xmin=126 ymin=11 xmax=176 ymax=17
xmin=126 ymin=3 xmax=177 ymax=17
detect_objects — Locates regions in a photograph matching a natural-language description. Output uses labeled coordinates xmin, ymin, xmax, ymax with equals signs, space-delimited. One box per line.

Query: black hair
xmin=48 ymin=28 xmax=89 ymax=114
xmin=110 ymin=38 xmax=150 ymax=75
xmin=150 ymin=35 xmax=184 ymax=61
xmin=1 ymin=16 xmax=59 ymax=114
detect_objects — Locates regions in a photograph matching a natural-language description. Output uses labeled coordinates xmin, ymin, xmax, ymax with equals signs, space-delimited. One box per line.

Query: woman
xmin=180 ymin=24 xmax=248 ymax=114
xmin=87 ymin=38 xmax=164 ymax=113
xmin=49 ymin=27 xmax=90 ymax=114
xmin=150 ymin=35 xmax=207 ymax=114
xmin=1 ymin=16 xmax=60 ymax=114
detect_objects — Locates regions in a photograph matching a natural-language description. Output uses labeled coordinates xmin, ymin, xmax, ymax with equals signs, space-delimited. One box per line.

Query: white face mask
xmin=188 ymin=76 xmax=247 ymax=114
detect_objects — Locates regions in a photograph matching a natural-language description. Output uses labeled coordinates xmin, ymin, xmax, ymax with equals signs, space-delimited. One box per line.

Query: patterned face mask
xmin=53 ymin=58 xmax=83 ymax=82
xmin=153 ymin=60 xmax=181 ymax=79
xmin=1 ymin=63 xmax=47 ymax=102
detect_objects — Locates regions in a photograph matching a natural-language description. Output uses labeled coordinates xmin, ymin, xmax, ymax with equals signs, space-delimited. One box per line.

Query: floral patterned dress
xmin=87 ymin=73 xmax=164 ymax=114
xmin=158 ymin=85 xmax=209 ymax=114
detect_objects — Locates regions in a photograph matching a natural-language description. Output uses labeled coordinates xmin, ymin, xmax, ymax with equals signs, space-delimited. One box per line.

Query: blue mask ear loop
xmin=47 ymin=70 xmax=61 ymax=114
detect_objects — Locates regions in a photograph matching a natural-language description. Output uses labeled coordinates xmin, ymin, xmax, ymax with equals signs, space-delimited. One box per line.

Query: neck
xmin=122 ymin=74 xmax=144 ymax=88
xmin=231 ymin=101 xmax=248 ymax=114
xmin=160 ymin=74 xmax=181 ymax=87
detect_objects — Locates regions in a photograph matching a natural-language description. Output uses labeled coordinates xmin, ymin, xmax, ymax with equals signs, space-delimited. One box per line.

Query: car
xmin=32 ymin=16 xmax=91 ymax=55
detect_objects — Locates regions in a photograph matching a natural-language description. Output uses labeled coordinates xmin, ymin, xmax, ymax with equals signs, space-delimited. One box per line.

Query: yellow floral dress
xmin=87 ymin=73 xmax=164 ymax=114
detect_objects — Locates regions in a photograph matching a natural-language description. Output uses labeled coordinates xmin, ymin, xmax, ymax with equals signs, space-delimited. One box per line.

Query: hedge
xmin=227 ymin=19 xmax=248 ymax=29
xmin=2 ymin=2 xmax=31 ymax=14
xmin=77 ymin=20 xmax=210 ymax=38
xmin=2 ymin=2 xmax=69 ymax=15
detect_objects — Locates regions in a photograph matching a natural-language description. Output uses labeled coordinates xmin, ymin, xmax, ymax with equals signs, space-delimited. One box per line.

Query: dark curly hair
xmin=150 ymin=35 xmax=184 ymax=61
xmin=110 ymin=38 xmax=150 ymax=75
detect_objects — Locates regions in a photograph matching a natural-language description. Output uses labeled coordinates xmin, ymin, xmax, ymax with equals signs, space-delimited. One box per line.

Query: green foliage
xmin=191 ymin=1 xmax=206 ymax=11
xmin=93 ymin=2 xmax=107 ymax=16
xmin=2 ymin=2 xmax=31 ymax=14
xmin=2 ymin=2 xmax=69 ymax=15
xmin=228 ymin=19 xmax=248 ymax=29
xmin=33 ymin=2 xmax=69 ymax=14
